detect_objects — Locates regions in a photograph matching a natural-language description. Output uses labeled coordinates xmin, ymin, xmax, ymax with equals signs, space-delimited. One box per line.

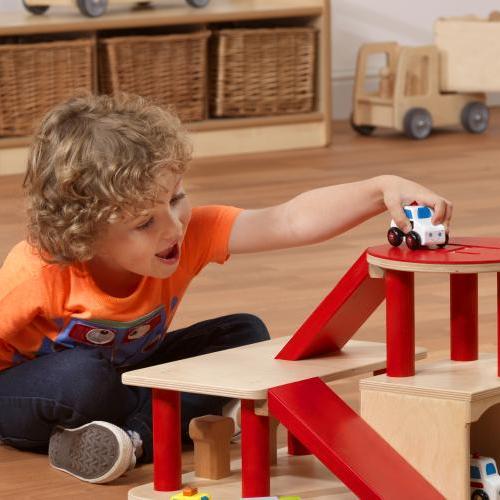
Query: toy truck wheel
xmin=471 ymin=490 xmax=489 ymax=500
xmin=350 ymin=115 xmax=375 ymax=136
xmin=405 ymin=231 xmax=421 ymax=250
xmin=76 ymin=0 xmax=108 ymax=17
xmin=186 ymin=0 xmax=210 ymax=7
xmin=387 ymin=227 xmax=404 ymax=247
xmin=22 ymin=0 xmax=49 ymax=14
xmin=403 ymin=108 xmax=432 ymax=140
xmin=461 ymin=102 xmax=489 ymax=134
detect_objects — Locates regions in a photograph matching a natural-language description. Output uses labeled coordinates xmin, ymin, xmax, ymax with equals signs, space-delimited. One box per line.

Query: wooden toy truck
xmin=351 ymin=42 xmax=487 ymax=140
xmin=351 ymin=13 xmax=500 ymax=139
xmin=22 ymin=0 xmax=209 ymax=17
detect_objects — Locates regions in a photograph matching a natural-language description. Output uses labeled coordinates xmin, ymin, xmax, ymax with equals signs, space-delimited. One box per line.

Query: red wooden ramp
xmin=268 ymin=377 xmax=444 ymax=499
xmin=276 ymin=251 xmax=385 ymax=361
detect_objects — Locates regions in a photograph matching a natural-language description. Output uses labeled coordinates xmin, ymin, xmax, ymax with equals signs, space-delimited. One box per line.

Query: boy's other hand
xmin=378 ymin=175 xmax=453 ymax=233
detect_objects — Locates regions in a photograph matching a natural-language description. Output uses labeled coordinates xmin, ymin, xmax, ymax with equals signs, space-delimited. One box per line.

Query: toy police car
xmin=387 ymin=205 xmax=448 ymax=250
xmin=471 ymin=454 xmax=500 ymax=500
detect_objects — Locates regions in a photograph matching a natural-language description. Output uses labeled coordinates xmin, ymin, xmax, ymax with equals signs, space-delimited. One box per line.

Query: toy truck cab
xmin=387 ymin=205 xmax=447 ymax=250
xmin=471 ymin=455 xmax=500 ymax=500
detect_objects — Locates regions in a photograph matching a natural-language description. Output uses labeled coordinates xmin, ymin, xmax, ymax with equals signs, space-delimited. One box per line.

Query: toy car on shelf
xmin=470 ymin=454 xmax=500 ymax=500
xmin=387 ymin=205 xmax=448 ymax=250
xmin=170 ymin=486 xmax=211 ymax=500
xmin=22 ymin=0 xmax=210 ymax=18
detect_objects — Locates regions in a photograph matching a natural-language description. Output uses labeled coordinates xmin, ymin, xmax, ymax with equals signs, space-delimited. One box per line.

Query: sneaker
xmin=222 ymin=399 xmax=241 ymax=443
xmin=48 ymin=421 xmax=137 ymax=484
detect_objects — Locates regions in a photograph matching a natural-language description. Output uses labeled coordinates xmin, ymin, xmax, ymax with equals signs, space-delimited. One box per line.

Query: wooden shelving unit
xmin=0 ymin=0 xmax=331 ymax=175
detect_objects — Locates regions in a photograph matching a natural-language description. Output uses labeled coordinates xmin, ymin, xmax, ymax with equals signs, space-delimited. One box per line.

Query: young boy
xmin=0 ymin=94 xmax=452 ymax=485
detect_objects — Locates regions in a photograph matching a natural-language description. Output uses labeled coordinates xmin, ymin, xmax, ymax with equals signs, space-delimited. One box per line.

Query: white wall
xmin=3 ymin=0 xmax=500 ymax=118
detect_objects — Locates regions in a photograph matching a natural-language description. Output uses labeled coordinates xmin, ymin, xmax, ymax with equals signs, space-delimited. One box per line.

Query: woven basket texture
xmin=100 ymin=31 xmax=210 ymax=122
xmin=210 ymin=27 xmax=316 ymax=117
xmin=0 ymin=38 xmax=94 ymax=136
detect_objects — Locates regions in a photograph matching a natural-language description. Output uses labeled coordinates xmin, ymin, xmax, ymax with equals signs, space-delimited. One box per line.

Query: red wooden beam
xmin=276 ymin=251 xmax=385 ymax=360
xmin=268 ymin=378 xmax=444 ymax=499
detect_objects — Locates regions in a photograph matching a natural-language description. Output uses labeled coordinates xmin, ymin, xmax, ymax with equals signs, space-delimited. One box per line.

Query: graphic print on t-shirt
xmin=38 ymin=305 xmax=168 ymax=367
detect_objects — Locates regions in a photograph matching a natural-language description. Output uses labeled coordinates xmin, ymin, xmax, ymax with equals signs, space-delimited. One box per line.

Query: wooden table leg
xmin=385 ymin=270 xmax=415 ymax=377
xmin=152 ymin=388 xmax=181 ymax=491
xmin=241 ymin=399 xmax=270 ymax=498
xmin=450 ymin=273 xmax=478 ymax=361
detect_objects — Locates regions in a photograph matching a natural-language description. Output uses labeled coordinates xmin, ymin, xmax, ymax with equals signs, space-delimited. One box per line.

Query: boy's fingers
xmin=430 ymin=199 xmax=446 ymax=224
xmin=387 ymin=200 xmax=411 ymax=232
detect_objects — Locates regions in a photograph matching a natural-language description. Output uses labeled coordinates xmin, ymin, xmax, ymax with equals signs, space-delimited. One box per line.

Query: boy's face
xmin=91 ymin=172 xmax=191 ymax=284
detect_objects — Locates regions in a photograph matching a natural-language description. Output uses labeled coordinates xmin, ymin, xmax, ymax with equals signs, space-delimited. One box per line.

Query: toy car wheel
xmin=350 ymin=114 xmax=375 ymax=136
xmin=461 ymin=101 xmax=489 ymax=134
xmin=186 ymin=0 xmax=210 ymax=7
xmin=437 ymin=233 xmax=449 ymax=248
xmin=76 ymin=0 xmax=108 ymax=17
xmin=22 ymin=0 xmax=49 ymax=14
xmin=471 ymin=490 xmax=489 ymax=500
xmin=405 ymin=231 xmax=421 ymax=250
xmin=403 ymin=108 xmax=432 ymax=140
xmin=387 ymin=227 xmax=404 ymax=247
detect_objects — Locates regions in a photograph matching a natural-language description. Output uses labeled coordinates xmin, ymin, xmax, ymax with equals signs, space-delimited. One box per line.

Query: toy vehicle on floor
xmin=351 ymin=42 xmax=488 ymax=140
xmin=22 ymin=0 xmax=209 ymax=18
xmin=387 ymin=205 xmax=448 ymax=250
xmin=470 ymin=454 xmax=500 ymax=500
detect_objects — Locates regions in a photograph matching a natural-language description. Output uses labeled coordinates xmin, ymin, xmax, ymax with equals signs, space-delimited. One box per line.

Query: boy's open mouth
xmin=155 ymin=243 xmax=179 ymax=263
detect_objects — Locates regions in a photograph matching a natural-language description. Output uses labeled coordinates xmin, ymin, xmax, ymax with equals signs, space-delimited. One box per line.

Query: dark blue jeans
xmin=0 ymin=313 xmax=269 ymax=463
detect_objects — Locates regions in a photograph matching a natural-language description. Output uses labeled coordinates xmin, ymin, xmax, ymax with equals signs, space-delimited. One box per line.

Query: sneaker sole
xmin=48 ymin=421 xmax=133 ymax=484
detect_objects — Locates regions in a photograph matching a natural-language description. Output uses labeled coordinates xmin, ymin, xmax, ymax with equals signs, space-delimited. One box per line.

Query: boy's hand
xmin=380 ymin=175 xmax=453 ymax=233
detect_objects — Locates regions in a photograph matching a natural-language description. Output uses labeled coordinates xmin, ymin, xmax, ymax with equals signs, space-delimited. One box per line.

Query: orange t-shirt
xmin=0 ymin=205 xmax=242 ymax=372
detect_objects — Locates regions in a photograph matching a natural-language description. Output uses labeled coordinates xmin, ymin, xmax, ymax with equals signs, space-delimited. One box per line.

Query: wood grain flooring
xmin=1 ymin=115 xmax=500 ymax=498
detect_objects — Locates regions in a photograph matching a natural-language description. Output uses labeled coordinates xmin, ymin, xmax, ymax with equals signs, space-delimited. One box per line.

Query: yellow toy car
xmin=170 ymin=486 xmax=211 ymax=500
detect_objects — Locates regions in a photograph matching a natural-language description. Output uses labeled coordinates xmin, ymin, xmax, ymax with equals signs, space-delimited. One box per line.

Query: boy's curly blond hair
xmin=23 ymin=93 xmax=192 ymax=265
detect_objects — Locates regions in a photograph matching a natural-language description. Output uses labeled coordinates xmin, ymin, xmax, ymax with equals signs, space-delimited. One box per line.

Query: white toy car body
xmin=387 ymin=205 xmax=448 ymax=250
xmin=470 ymin=455 xmax=500 ymax=499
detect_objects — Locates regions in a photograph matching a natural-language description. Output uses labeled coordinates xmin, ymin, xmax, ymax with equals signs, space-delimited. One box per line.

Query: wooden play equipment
xmin=351 ymin=42 xmax=486 ymax=140
xmin=123 ymin=252 xmax=441 ymax=499
xmin=122 ymin=237 xmax=500 ymax=497
xmin=121 ymin=238 xmax=500 ymax=497
xmin=360 ymin=237 xmax=500 ymax=499
xmin=22 ymin=0 xmax=209 ymax=18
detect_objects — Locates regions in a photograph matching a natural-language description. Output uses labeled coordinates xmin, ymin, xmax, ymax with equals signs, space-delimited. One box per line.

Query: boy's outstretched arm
xmin=229 ymin=175 xmax=453 ymax=254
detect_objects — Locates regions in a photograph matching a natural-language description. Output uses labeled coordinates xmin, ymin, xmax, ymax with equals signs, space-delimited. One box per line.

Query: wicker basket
xmin=0 ymin=38 xmax=94 ymax=137
xmin=99 ymin=31 xmax=210 ymax=122
xmin=210 ymin=27 xmax=317 ymax=117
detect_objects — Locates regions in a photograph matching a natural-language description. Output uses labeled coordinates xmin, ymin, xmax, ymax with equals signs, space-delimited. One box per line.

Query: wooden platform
xmin=361 ymin=355 xmax=500 ymax=499
xmin=129 ymin=448 xmax=356 ymax=499
xmin=123 ymin=336 xmax=427 ymax=400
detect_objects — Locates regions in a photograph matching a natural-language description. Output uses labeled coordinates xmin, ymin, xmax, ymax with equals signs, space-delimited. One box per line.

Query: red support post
xmin=450 ymin=273 xmax=478 ymax=361
xmin=385 ymin=270 xmax=415 ymax=377
xmin=152 ymin=388 xmax=181 ymax=492
xmin=241 ymin=399 xmax=270 ymax=498
xmin=287 ymin=430 xmax=310 ymax=456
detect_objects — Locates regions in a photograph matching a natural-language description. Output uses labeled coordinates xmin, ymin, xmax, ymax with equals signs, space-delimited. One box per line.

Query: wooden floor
xmin=2 ymin=115 xmax=500 ymax=498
